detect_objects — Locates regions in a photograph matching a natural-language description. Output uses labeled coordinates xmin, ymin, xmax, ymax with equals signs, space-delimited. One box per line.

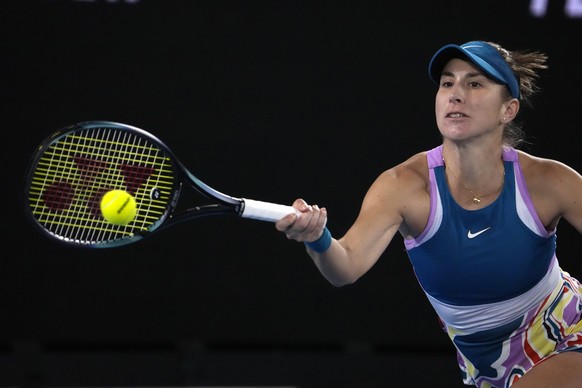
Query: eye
xmin=440 ymin=80 xmax=454 ymax=88
xmin=468 ymin=81 xmax=482 ymax=88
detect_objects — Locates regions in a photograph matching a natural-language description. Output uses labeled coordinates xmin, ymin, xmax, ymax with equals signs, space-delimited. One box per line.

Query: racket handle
xmin=241 ymin=198 xmax=299 ymax=222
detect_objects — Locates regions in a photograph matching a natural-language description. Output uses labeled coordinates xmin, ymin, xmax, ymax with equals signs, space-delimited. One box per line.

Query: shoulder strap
xmin=427 ymin=145 xmax=444 ymax=169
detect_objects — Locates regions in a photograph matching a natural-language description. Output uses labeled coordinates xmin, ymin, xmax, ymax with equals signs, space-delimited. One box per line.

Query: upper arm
xmin=523 ymin=154 xmax=582 ymax=233
xmin=551 ymin=162 xmax=582 ymax=233
xmin=337 ymin=156 xmax=428 ymax=272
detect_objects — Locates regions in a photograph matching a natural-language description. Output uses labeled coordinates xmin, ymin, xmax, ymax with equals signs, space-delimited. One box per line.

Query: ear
xmin=502 ymin=98 xmax=520 ymax=122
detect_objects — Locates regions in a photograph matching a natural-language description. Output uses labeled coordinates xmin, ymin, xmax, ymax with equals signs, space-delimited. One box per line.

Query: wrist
xmin=304 ymin=227 xmax=332 ymax=253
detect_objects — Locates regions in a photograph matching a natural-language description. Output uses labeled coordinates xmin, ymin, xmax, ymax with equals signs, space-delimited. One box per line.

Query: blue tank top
xmin=405 ymin=145 xmax=556 ymax=306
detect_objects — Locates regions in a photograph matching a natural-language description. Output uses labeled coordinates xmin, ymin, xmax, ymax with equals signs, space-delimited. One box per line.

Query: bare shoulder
xmin=517 ymin=150 xmax=582 ymax=188
xmin=371 ymin=151 xmax=429 ymax=193
xmin=378 ymin=151 xmax=428 ymax=181
xmin=367 ymin=151 xmax=430 ymax=237
xmin=517 ymin=150 xmax=582 ymax=229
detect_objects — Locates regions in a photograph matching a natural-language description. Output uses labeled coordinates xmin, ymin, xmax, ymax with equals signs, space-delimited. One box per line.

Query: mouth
xmin=446 ymin=112 xmax=467 ymax=118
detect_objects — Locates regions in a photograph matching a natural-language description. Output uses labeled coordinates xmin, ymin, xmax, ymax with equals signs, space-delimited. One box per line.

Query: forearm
xmin=305 ymin=230 xmax=362 ymax=287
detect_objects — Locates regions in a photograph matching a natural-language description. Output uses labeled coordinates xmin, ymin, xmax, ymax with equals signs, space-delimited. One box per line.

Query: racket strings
xmin=28 ymin=126 xmax=177 ymax=245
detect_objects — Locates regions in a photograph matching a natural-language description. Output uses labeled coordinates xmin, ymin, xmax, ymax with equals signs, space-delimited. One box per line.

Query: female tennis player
xmin=276 ymin=41 xmax=582 ymax=387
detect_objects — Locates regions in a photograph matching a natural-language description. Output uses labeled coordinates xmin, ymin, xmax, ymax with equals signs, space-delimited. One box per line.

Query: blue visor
xmin=428 ymin=41 xmax=520 ymax=99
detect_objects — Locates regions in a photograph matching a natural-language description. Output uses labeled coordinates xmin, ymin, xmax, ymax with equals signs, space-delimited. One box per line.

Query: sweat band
xmin=304 ymin=227 xmax=332 ymax=253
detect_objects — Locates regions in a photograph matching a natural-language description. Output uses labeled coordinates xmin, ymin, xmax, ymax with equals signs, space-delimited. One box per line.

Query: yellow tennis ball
xmin=100 ymin=190 xmax=137 ymax=226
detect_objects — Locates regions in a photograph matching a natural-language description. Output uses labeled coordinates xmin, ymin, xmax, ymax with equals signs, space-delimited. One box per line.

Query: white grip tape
xmin=241 ymin=198 xmax=298 ymax=222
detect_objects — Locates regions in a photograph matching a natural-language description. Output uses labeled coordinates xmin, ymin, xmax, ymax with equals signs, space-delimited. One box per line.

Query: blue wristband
xmin=304 ymin=227 xmax=332 ymax=253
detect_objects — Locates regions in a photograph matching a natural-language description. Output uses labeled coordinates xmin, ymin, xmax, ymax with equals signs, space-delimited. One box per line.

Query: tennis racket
xmin=24 ymin=120 xmax=297 ymax=248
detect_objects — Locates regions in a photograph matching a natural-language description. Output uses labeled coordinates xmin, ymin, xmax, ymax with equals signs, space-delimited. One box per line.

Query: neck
xmin=442 ymin=145 xmax=506 ymax=206
xmin=442 ymin=144 xmax=504 ymax=181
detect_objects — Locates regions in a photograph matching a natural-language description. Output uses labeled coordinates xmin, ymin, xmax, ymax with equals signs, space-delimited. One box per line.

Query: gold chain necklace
xmin=443 ymin=160 xmax=505 ymax=205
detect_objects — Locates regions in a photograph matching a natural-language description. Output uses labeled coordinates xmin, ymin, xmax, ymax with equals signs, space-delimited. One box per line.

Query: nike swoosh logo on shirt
xmin=467 ymin=227 xmax=492 ymax=239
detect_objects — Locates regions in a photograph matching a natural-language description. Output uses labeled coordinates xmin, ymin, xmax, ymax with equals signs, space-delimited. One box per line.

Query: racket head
xmin=24 ymin=121 xmax=183 ymax=247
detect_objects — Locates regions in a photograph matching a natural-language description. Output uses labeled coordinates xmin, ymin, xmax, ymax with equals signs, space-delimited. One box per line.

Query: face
xmin=435 ymin=58 xmax=512 ymax=142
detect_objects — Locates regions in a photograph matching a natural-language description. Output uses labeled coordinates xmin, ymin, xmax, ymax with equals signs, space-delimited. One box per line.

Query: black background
xmin=2 ymin=1 xmax=582 ymax=386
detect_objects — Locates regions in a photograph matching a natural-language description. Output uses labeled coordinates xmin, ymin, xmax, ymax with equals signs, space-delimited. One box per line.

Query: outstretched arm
xmin=276 ymin=166 xmax=413 ymax=286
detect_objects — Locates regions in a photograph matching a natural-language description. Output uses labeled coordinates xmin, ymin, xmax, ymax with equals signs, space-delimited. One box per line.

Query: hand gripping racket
xmin=24 ymin=121 xmax=297 ymax=248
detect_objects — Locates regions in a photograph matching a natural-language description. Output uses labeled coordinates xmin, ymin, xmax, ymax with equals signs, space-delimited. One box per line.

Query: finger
xmin=275 ymin=211 xmax=298 ymax=232
xmin=293 ymin=198 xmax=310 ymax=212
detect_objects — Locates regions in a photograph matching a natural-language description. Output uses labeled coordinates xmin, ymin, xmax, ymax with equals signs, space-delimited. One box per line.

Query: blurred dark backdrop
xmin=2 ymin=1 xmax=581 ymax=387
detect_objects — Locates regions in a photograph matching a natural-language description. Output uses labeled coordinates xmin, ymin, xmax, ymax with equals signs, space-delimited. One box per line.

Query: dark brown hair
xmin=487 ymin=42 xmax=548 ymax=148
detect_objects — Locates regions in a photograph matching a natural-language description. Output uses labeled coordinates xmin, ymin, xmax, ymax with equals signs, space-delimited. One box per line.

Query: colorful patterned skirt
xmin=441 ymin=269 xmax=582 ymax=387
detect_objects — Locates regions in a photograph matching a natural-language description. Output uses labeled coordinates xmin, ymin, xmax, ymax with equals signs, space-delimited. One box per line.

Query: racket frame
xmin=24 ymin=121 xmax=295 ymax=248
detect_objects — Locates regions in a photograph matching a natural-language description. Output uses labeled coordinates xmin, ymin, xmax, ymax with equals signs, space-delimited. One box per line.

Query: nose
xmin=449 ymin=93 xmax=462 ymax=103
